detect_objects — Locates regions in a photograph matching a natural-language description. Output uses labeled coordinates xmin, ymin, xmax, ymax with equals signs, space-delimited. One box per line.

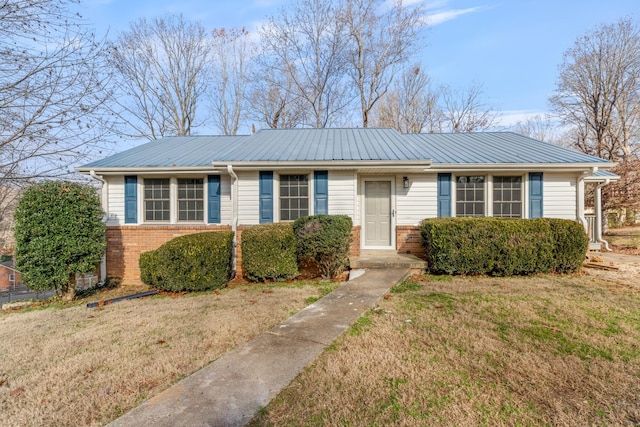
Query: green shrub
xmin=139 ymin=231 xmax=233 ymax=292
xmin=242 ymin=223 xmax=298 ymax=282
xmin=546 ymin=218 xmax=589 ymax=273
xmin=293 ymin=215 xmax=353 ymax=280
xmin=420 ymin=217 xmax=585 ymax=276
xmin=139 ymin=251 xmax=161 ymax=286
xmin=14 ymin=181 xmax=106 ymax=300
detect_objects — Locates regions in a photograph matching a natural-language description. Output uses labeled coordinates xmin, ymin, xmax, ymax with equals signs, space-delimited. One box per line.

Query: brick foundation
xmin=106 ymin=225 xmax=232 ymax=285
xmin=350 ymin=226 xmax=361 ymax=258
xmin=396 ymin=225 xmax=425 ymax=258
xmin=105 ymin=223 xmax=416 ymax=285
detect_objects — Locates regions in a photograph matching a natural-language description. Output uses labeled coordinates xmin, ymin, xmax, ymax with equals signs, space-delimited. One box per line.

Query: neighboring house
xmin=77 ymin=128 xmax=617 ymax=284
xmin=0 ymin=260 xmax=21 ymax=290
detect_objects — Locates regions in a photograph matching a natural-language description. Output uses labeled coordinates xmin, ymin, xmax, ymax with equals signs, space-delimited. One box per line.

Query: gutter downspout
xmin=90 ymin=170 xmax=108 ymax=282
xmin=595 ymin=178 xmax=612 ymax=251
xmin=577 ymin=166 xmax=597 ymax=231
xmin=227 ymin=165 xmax=239 ymax=278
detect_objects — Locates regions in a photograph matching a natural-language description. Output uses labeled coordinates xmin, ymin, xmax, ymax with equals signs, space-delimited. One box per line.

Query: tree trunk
xmin=62 ymin=273 xmax=76 ymax=301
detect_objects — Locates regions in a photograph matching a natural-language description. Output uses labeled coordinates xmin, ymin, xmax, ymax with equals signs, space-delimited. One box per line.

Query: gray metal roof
xmin=79 ymin=129 xmax=613 ymax=170
xmin=80 ymin=135 xmax=246 ymax=168
xmin=230 ymin=128 xmax=431 ymax=161
xmin=585 ymin=170 xmax=620 ymax=180
xmin=406 ymin=132 xmax=611 ymax=164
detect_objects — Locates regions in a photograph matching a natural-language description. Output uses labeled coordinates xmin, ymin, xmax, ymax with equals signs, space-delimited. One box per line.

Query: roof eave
xmin=76 ymin=166 xmax=223 ymax=175
xmin=429 ymin=162 xmax=615 ymax=171
xmin=213 ymin=160 xmax=433 ymax=170
xmin=77 ymin=160 xmax=434 ymax=175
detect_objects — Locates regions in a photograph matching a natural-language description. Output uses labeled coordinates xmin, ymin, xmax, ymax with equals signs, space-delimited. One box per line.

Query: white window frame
xmin=139 ymin=176 xmax=208 ymax=225
xmin=275 ymin=172 xmax=314 ymax=222
xmin=8 ymin=273 xmax=15 ymax=282
xmin=176 ymin=178 xmax=205 ymax=223
xmin=454 ymin=175 xmax=486 ymax=217
xmin=453 ymin=173 xmax=527 ymax=218
xmin=142 ymin=177 xmax=171 ymax=223
xmin=492 ymin=175 xmax=524 ymax=218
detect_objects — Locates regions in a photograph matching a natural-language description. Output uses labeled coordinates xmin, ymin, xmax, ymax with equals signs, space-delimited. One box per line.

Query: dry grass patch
xmin=0 ymin=281 xmax=335 ymax=426
xmin=606 ymin=225 xmax=640 ymax=254
xmin=251 ymin=274 xmax=640 ymax=427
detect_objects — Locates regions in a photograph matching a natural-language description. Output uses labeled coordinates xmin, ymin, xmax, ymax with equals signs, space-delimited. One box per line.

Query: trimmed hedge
xmin=546 ymin=218 xmax=590 ymax=273
xmin=242 ymin=223 xmax=299 ymax=282
xmin=420 ymin=217 xmax=587 ymax=276
xmin=139 ymin=231 xmax=234 ymax=291
xmin=293 ymin=215 xmax=353 ymax=280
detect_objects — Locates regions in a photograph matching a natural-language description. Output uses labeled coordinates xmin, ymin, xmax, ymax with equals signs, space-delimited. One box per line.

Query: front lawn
xmin=251 ymin=274 xmax=640 ymax=426
xmin=0 ymin=280 xmax=336 ymax=426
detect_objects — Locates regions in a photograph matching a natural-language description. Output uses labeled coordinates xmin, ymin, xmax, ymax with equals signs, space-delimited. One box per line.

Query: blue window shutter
xmin=437 ymin=173 xmax=452 ymax=217
xmin=207 ymin=175 xmax=221 ymax=223
xmin=259 ymin=171 xmax=273 ymax=223
xmin=314 ymin=171 xmax=328 ymax=215
xmin=124 ymin=175 xmax=137 ymax=224
xmin=529 ymin=172 xmax=543 ymax=218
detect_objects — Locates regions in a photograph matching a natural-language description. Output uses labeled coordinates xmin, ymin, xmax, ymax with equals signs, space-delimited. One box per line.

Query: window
xmin=178 ymin=178 xmax=204 ymax=221
xmin=456 ymin=176 xmax=485 ymax=216
xmin=8 ymin=274 xmax=15 ymax=282
xmin=280 ymin=174 xmax=309 ymax=221
xmin=144 ymin=178 xmax=170 ymax=221
xmin=493 ymin=176 xmax=522 ymax=218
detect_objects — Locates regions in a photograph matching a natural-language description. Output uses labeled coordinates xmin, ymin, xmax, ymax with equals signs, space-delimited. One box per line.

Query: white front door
xmin=364 ymin=180 xmax=392 ymax=248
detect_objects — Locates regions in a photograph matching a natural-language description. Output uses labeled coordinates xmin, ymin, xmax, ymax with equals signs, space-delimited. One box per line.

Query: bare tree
xmin=511 ymin=114 xmax=559 ymax=142
xmin=0 ymin=185 xmax=22 ymax=252
xmin=550 ymin=18 xmax=640 ymax=161
xmin=210 ymin=27 xmax=253 ymax=135
xmin=372 ymin=65 xmax=438 ymax=133
xmin=248 ymin=65 xmax=309 ymax=129
xmin=438 ymin=83 xmax=500 ymax=133
xmin=108 ymin=14 xmax=212 ymax=140
xmin=259 ymin=0 xmax=353 ymax=128
xmin=603 ymin=158 xmax=640 ymax=213
xmin=343 ymin=0 xmax=424 ymax=127
xmin=0 ymin=0 xmax=113 ymax=182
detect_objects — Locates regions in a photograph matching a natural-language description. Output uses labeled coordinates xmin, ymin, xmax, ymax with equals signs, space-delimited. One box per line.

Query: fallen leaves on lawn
xmin=10 ymin=387 xmax=24 ymax=397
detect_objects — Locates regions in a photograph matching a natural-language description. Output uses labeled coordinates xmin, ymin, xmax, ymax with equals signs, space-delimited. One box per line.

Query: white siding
xmin=328 ymin=170 xmax=357 ymax=222
xmin=104 ymin=174 xmax=233 ymax=226
xmin=106 ymin=176 xmax=125 ymax=225
xmin=396 ymin=174 xmax=437 ymax=225
xmin=237 ymin=171 xmax=260 ymax=225
xmin=543 ymin=172 xmax=577 ymax=220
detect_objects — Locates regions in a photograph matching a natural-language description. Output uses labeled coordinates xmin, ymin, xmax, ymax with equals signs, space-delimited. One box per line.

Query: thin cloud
xmin=500 ymin=110 xmax=549 ymax=127
xmin=426 ymin=6 xmax=483 ymax=25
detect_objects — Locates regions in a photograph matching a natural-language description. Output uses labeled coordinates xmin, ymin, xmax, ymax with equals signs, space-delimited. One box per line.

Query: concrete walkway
xmin=108 ymin=268 xmax=410 ymax=427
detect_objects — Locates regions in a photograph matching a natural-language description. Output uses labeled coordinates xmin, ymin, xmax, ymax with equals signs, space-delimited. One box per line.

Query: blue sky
xmin=78 ymin=0 xmax=639 ymax=128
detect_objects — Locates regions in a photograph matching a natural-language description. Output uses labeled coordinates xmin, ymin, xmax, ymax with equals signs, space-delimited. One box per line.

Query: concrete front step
xmin=351 ymin=250 xmax=427 ymax=270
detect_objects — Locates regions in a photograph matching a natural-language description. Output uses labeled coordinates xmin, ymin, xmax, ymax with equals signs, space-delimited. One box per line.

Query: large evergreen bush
xmin=139 ymin=231 xmax=233 ymax=291
xmin=242 ymin=223 xmax=298 ymax=282
xmin=14 ymin=181 xmax=106 ymax=300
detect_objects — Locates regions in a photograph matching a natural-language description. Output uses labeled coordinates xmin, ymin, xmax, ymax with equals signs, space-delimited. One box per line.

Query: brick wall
xmin=106 ymin=223 xmax=381 ymax=285
xmin=0 ymin=267 xmax=20 ymax=290
xmin=350 ymin=226 xmax=361 ymax=258
xmin=106 ymin=225 xmax=232 ymax=285
xmin=396 ymin=225 xmax=425 ymax=258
